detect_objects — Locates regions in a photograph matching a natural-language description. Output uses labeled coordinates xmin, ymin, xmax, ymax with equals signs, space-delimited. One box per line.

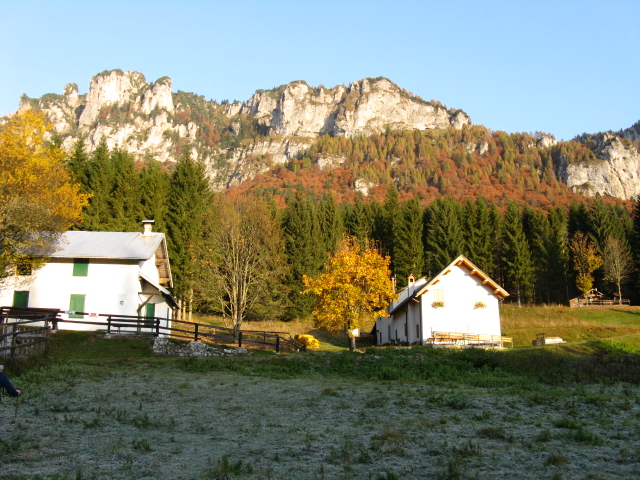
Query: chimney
xmin=142 ymin=220 xmax=155 ymax=236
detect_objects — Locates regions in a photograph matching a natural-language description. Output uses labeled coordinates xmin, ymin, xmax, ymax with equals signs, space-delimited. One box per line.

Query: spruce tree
xmin=83 ymin=137 xmax=114 ymax=230
xmin=166 ymin=151 xmax=214 ymax=320
xmin=318 ymin=193 xmax=344 ymax=255
xmin=462 ymin=197 xmax=495 ymax=275
xmin=140 ymin=160 xmax=171 ymax=233
xmin=423 ymin=196 xmax=465 ymax=275
xmin=345 ymin=192 xmax=372 ymax=244
xmin=107 ymin=148 xmax=142 ymax=231
xmin=381 ymin=184 xmax=401 ymax=268
xmin=282 ymin=187 xmax=325 ymax=320
xmin=394 ymin=196 xmax=424 ymax=286
xmin=501 ymin=201 xmax=535 ymax=306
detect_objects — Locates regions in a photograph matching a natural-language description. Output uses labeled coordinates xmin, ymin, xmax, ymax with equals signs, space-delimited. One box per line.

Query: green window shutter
xmin=12 ymin=291 xmax=29 ymax=308
xmin=69 ymin=294 xmax=86 ymax=318
xmin=73 ymin=259 xmax=89 ymax=276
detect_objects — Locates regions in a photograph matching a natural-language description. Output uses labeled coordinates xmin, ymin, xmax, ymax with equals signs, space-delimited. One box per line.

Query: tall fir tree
xmin=462 ymin=197 xmax=495 ymax=276
xmin=166 ymin=151 xmax=214 ymax=320
xmin=83 ymin=137 xmax=114 ymax=230
xmin=318 ymin=193 xmax=344 ymax=255
xmin=394 ymin=196 xmax=424 ymax=286
xmin=423 ymin=196 xmax=465 ymax=275
xmin=282 ymin=187 xmax=326 ymax=320
xmin=381 ymin=184 xmax=401 ymax=269
xmin=501 ymin=201 xmax=535 ymax=306
xmin=344 ymin=192 xmax=372 ymax=244
xmin=107 ymin=148 xmax=142 ymax=231
xmin=140 ymin=160 xmax=171 ymax=233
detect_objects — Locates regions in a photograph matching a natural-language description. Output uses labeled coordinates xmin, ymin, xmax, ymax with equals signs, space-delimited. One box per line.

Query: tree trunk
xmin=349 ymin=336 xmax=356 ymax=351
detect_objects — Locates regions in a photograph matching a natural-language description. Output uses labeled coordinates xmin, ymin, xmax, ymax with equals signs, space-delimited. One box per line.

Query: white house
xmin=0 ymin=221 xmax=176 ymax=332
xmin=375 ymin=255 xmax=510 ymax=347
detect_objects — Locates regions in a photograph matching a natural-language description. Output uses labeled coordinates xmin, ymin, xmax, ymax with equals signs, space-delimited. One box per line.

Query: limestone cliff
xmin=559 ymin=134 xmax=640 ymax=200
xmin=13 ymin=69 xmax=640 ymax=199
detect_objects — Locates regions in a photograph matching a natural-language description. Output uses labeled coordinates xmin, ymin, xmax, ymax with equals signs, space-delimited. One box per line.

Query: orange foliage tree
xmin=0 ymin=110 xmax=88 ymax=278
xmin=303 ymin=237 xmax=397 ymax=350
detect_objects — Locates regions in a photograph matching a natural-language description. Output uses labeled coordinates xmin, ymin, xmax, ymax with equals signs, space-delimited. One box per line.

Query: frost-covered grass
xmin=2 ymin=332 xmax=640 ymax=479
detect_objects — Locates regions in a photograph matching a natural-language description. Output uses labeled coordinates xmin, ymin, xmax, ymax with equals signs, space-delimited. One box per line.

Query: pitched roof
xmin=414 ymin=255 xmax=508 ymax=299
xmin=48 ymin=231 xmax=166 ymax=260
xmin=387 ymin=255 xmax=508 ymax=315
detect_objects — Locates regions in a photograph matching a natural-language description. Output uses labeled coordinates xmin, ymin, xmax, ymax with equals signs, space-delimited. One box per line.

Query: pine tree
xmin=462 ymin=197 xmax=495 ymax=275
xmin=67 ymin=135 xmax=90 ymax=192
xmin=140 ymin=160 xmax=171 ymax=233
xmin=394 ymin=196 xmax=424 ymax=286
xmin=344 ymin=192 xmax=372 ymax=243
xmin=318 ymin=193 xmax=344 ymax=255
xmin=381 ymin=184 xmax=401 ymax=268
xmin=107 ymin=148 xmax=142 ymax=231
xmin=282 ymin=187 xmax=326 ymax=319
xmin=501 ymin=201 xmax=535 ymax=306
xmin=166 ymin=151 xmax=214 ymax=320
xmin=83 ymin=137 xmax=114 ymax=230
xmin=546 ymin=207 xmax=571 ymax=304
xmin=423 ymin=196 xmax=465 ymax=275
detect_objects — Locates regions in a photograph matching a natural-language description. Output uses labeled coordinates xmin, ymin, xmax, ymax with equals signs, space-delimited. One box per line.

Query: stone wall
xmin=152 ymin=337 xmax=249 ymax=357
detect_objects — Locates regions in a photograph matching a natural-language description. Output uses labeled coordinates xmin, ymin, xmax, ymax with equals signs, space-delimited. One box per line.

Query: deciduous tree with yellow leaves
xmin=0 ymin=110 xmax=88 ymax=278
xmin=303 ymin=237 xmax=396 ymax=351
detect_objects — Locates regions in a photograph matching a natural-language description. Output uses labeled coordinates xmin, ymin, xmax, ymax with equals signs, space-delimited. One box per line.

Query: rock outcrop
xmin=559 ymin=135 xmax=640 ymax=200
xmin=13 ymin=69 xmax=640 ymax=199
xmin=236 ymin=78 xmax=470 ymax=137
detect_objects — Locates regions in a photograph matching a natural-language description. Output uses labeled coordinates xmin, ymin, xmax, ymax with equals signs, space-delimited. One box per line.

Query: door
xmin=144 ymin=303 xmax=155 ymax=328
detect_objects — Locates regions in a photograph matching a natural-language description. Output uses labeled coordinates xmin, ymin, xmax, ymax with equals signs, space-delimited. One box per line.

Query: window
xmin=69 ymin=294 xmax=86 ymax=318
xmin=433 ymin=289 xmax=444 ymax=302
xmin=73 ymin=259 xmax=89 ymax=276
xmin=12 ymin=291 xmax=29 ymax=308
xmin=16 ymin=259 xmax=32 ymax=276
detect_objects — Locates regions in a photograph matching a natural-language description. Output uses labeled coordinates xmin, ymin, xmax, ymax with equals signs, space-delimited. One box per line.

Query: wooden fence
xmin=54 ymin=313 xmax=304 ymax=353
xmin=0 ymin=307 xmax=60 ymax=359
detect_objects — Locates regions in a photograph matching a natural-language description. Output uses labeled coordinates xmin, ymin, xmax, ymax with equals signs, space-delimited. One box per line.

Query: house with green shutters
xmin=0 ymin=221 xmax=176 ymax=331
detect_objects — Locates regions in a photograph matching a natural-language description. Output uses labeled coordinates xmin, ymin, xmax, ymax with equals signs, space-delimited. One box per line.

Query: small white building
xmin=375 ymin=255 xmax=510 ymax=347
xmin=0 ymin=221 xmax=176 ymax=332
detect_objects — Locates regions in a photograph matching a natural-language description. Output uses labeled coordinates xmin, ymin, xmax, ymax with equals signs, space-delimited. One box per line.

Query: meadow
xmin=1 ymin=306 xmax=640 ymax=480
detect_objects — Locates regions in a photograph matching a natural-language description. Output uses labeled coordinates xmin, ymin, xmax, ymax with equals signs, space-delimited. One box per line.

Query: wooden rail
xmin=0 ymin=307 xmax=59 ymax=358
xmin=53 ymin=313 xmax=304 ymax=353
xmin=430 ymin=331 xmax=513 ymax=348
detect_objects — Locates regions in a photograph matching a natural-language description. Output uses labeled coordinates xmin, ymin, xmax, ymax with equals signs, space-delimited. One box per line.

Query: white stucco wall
xmin=420 ymin=266 xmax=501 ymax=338
xmin=375 ymin=265 xmax=503 ymax=345
xmin=0 ymin=258 xmax=172 ymax=332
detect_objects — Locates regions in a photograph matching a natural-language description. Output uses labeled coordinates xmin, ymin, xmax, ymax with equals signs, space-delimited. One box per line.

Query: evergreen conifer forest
xmin=64 ymin=127 xmax=640 ymax=321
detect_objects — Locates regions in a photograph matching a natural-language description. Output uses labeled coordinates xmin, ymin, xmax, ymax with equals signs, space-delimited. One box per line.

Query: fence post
xmin=107 ymin=316 xmax=112 ymax=334
xmin=238 ymin=331 xmax=243 ymax=348
xmin=194 ymin=324 xmax=199 ymax=342
xmin=276 ymin=336 xmax=280 ymax=354
xmin=155 ymin=318 xmax=160 ymax=337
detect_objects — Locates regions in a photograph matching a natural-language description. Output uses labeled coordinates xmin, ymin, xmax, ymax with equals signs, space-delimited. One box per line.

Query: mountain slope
xmin=15 ymin=69 xmax=640 ymax=202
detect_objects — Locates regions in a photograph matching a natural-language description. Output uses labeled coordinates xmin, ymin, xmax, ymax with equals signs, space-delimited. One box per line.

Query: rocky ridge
xmin=14 ymin=69 xmax=640 ymax=199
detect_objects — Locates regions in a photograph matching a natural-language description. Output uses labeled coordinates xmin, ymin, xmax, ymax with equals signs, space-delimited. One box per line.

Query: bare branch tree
xmin=199 ymin=198 xmax=288 ymax=332
xmin=602 ymin=237 xmax=634 ymax=304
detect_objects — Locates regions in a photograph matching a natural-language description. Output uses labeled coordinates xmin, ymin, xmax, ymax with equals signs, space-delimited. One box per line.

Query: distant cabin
xmin=375 ymin=255 xmax=511 ymax=348
xmin=0 ymin=221 xmax=176 ymax=332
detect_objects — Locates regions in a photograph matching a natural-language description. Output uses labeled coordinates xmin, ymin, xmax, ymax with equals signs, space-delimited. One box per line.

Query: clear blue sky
xmin=1 ymin=0 xmax=638 ymax=141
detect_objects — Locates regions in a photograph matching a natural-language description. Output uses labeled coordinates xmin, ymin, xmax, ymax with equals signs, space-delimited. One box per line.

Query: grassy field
xmin=1 ymin=306 xmax=640 ymax=480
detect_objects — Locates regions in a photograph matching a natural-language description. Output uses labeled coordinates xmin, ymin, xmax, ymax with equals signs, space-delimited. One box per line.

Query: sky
xmin=1 ymin=0 xmax=638 ymax=141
